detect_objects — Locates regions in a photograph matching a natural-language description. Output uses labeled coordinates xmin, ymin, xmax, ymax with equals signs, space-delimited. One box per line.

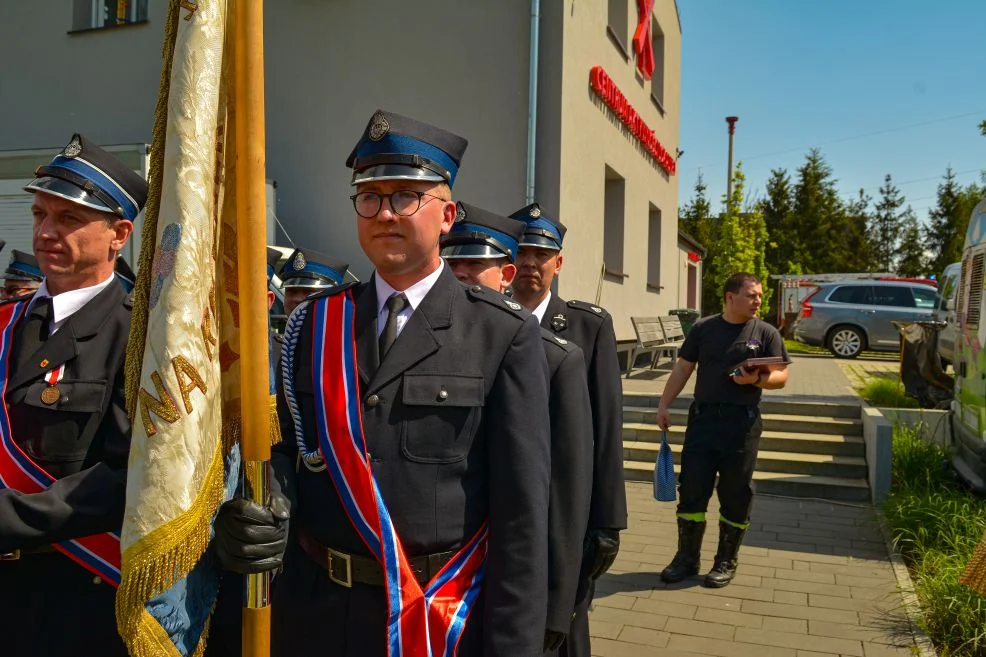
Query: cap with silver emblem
xmin=3 ymin=250 xmax=43 ymax=283
xmin=441 ymin=202 xmax=527 ymax=262
xmin=346 ymin=110 xmax=468 ymax=187
xmin=25 ymin=134 xmax=148 ymax=221
xmin=277 ymin=247 xmax=349 ymax=290
xmin=510 ymin=202 xmax=567 ymax=251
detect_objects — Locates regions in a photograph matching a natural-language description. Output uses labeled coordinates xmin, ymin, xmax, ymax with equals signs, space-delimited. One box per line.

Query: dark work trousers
xmin=677 ymin=402 xmax=763 ymax=525
xmin=555 ymin=565 xmax=594 ymax=657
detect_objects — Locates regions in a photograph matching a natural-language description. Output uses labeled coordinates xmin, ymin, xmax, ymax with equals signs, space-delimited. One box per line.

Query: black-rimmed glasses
xmin=350 ymin=190 xmax=447 ymax=219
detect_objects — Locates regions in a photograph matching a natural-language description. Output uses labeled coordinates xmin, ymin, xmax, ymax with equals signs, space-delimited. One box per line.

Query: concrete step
xmin=623 ymin=441 xmax=868 ymax=479
xmin=624 ymin=460 xmax=871 ymax=503
xmin=623 ymin=406 xmax=863 ymax=437
xmin=623 ymin=423 xmax=865 ymax=457
xmin=622 ymin=393 xmax=861 ymax=419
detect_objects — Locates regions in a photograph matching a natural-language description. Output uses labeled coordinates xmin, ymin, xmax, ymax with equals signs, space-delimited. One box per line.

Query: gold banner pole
xmin=234 ymin=0 xmax=271 ymax=655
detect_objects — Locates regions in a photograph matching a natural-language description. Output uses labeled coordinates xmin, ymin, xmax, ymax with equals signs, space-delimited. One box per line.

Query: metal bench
xmin=626 ymin=316 xmax=683 ymax=378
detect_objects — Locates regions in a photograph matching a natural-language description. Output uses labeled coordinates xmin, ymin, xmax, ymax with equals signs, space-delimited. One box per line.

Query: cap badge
xmin=529 ymin=205 xmax=541 ymax=218
xmin=292 ymin=251 xmax=307 ymax=271
xmin=63 ymin=135 xmax=82 ymax=158
xmin=368 ymin=112 xmax=390 ymax=142
xmin=504 ymin=299 xmax=522 ymax=311
xmin=551 ymin=313 xmax=568 ymax=331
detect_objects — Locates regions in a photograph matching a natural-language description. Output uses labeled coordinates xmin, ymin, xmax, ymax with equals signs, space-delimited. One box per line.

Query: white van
xmin=934 ymin=262 xmax=961 ymax=367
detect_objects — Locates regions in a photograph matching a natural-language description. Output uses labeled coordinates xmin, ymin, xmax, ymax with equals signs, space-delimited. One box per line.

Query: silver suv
xmin=793 ymin=281 xmax=937 ymax=358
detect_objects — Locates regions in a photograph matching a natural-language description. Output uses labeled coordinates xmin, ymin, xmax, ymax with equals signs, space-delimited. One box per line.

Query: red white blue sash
xmin=0 ymin=300 xmax=121 ymax=585
xmin=310 ymin=292 xmax=488 ymax=656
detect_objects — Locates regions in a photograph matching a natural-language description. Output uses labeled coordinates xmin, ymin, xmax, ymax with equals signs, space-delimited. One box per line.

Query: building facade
xmin=0 ymin=0 xmax=682 ymax=340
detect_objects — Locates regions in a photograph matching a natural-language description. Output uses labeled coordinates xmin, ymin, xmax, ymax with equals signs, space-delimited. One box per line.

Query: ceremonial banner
xmin=115 ymin=1 xmax=253 ymax=654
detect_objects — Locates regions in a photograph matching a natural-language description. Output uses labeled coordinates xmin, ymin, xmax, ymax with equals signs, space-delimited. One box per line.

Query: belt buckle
xmin=326 ymin=547 xmax=352 ymax=588
xmin=0 ymin=550 xmax=21 ymax=561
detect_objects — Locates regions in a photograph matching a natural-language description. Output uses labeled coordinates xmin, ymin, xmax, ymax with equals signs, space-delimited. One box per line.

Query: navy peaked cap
xmin=346 ymin=110 xmax=468 ymax=187
xmin=279 ymin=248 xmax=348 ymax=289
xmin=4 ymin=250 xmax=43 ymax=283
xmin=510 ymin=202 xmax=567 ymax=251
xmin=441 ymin=202 xmax=527 ymax=262
xmin=25 ymin=134 xmax=148 ymax=221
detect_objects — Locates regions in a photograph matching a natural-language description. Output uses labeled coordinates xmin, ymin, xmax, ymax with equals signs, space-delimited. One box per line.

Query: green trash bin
xmin=669 ymin=308 xmax=699 ymax=336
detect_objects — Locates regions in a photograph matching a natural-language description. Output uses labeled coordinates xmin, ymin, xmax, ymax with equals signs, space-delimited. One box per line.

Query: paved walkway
xmin=590 ymin=484 xmax=917 ymax=656
xmin=596 ymin=354 xmax=921 ymax=656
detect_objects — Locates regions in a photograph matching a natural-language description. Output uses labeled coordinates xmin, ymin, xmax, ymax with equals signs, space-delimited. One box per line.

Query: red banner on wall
xmin=589 ymin=66 xmax=676 ymax=175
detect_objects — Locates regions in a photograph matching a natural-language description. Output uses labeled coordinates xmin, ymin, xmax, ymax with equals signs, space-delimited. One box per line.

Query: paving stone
xmin=763 ymin=616 xmax=808 ymax=634
xmin=773 ymin=568 xmax=838 ymax=584
xmin=591 ymin=604 xmax=670 ymax=631
xmin=616 ymin=625 xmax=671 ymax=647
xmin=734 ymin=627 xmax=864 ymax=656
xmin=695 ymin=607 xmax=765 ymax=629
xmin=630 ymin=595 xmax=701 ymax=619
xmin=773 ymin=590 xmax=808 ymax=606
xmin=741 ymin=600 xmax=859 ymax=625
xmin=589 ymin=636 xmax=659 ymax=657
xmin=665 ymin=616 xmax=737 ymax=641
xmin=861 ymin=643 xmax=917 ymax=656
xmin=593 ymin=593 xmax=637 ymax=610
xmin=667 ymin=634 xmax=797 ymax=657
xmin=796 ymin=651 xmax=841 ymax=657
xmin=808 ymin=593 xmax=896 ymax=613
xmin=589 ymin=619 xmax=624 ymax=639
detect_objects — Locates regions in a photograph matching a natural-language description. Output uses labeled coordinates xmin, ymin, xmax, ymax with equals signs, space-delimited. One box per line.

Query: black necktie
xmin=379 ymin=293 xmax=408 ymax=360
xmin=16 ymin=297 xmax=52 ymax=371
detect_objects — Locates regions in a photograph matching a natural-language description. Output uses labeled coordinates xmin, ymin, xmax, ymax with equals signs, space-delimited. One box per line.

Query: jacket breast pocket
xmin=400 ymin=373 xmax=485 ymax=464
xmin=20 ymin=379 xmax=108 ymax=463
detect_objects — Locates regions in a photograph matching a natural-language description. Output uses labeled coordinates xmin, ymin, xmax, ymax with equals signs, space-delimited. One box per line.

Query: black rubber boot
xmin=704 ymin=521 xmax=746 ymax=588
xmin=660 ymin=518 xmax=706 ymax=583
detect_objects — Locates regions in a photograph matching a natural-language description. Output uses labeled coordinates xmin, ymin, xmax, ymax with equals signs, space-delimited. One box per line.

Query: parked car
xmin=793 ymin=280 xmax=938 ymax=358
xmin=933 ymin=262 xmax=961 ymax=367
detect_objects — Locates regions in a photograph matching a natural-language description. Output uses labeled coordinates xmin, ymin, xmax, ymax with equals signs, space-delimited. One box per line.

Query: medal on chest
xmin=41 ymin=364 xmax=65 ymax=405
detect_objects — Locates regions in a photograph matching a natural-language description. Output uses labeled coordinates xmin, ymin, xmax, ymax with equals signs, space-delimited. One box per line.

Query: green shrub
xmin=882 ymin=425 xmax=986 ymax=655
xmin=861 ymin=378 xmax=919 ymax=408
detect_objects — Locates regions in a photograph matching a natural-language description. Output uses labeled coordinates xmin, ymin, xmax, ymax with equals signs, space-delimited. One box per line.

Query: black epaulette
xmin=464 ymin=284 xmax=528 ymax=319
xmin=541 ymin=328 xmax=579 ymax=354
xmin=305 ymin=280 xmax=360 ymax=302
xmin=567 ymin=299 xmax=609 ymax=319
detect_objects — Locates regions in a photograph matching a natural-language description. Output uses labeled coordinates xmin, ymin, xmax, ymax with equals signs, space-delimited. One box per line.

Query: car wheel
xmin=828 ymin=326 xmax=864 ymax=359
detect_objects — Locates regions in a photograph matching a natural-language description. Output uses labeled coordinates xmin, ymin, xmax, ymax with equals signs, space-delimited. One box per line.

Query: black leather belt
xmin=298 ymin=529 xmax=455 ymax=588
xmin=0 ymin=544 xmax=58 ymax=561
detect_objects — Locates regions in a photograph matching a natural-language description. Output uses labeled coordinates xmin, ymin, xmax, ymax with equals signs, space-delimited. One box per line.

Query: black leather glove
xmin=543 ymin=629 xmax=566 ymax=652
xmin=213 ymin=492 xmax=290 ymax=574
xmin=583 ymin=528 xmax=620 ymax=580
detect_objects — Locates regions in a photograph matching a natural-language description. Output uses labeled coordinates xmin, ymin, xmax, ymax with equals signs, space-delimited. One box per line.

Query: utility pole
xmin=726 ymin=116 xmax=738 ymax=202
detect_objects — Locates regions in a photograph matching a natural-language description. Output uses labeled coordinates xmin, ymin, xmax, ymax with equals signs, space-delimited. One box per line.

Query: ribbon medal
xmin=41 ymin=364 xmax=65 ymax=405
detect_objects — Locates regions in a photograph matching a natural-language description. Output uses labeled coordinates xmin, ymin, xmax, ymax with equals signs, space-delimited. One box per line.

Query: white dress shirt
xmin=374 ymin=261 xmax=446 ymax=338
xmin=531 ymin=291 xmax=552 ymax=323
xmin=29 ymin=274 xmax=117 ymax=335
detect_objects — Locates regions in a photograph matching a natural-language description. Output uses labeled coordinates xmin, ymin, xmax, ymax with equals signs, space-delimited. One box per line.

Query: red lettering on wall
xmin=588 ymin=66 xmax=676 ymax=175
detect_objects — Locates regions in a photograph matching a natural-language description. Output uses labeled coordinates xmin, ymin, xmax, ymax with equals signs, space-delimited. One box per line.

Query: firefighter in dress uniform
xmin=0 ymin=133 xmax=147 ymax=657
xmin=441 ymin=201 xmax=593 ymax=653
xmin=213 ymin=110 xmax=553 ymax=656
xmin=509 ymin=203 xmax=629 ymax=657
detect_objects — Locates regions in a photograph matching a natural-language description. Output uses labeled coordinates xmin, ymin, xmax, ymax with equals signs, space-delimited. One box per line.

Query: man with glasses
xmin=510 ymin=203 xmax=627 ymax=657
xmin=1 ymin=250 xmax=44 ymax=300
xmin=215 ymin=110 xmax=552 ymax=656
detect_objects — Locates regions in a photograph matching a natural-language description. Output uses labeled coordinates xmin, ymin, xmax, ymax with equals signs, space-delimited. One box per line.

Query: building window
xmin=607 ymin=0 xmax=629 ymax=58
xmin=72 ymin=0 xmax=148 ymax=31
xmin=603 ymin=166 xmax=626 ymax=280
xmin=646 ymin=204 xmax=661 ymax=292
xmin=651 ymin=19 xmax=666 ymax=111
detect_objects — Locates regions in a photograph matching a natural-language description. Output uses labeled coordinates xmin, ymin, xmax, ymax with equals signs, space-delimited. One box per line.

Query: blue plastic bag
xmin=653 ymin=430 xmax=677 ymax=502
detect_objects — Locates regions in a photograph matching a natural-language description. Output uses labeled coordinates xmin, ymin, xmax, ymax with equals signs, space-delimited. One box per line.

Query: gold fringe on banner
xmin=124 ymin=0 xmax=180 ymax=421
xmin=959 ymin=530 xmax=986 ymax=595
xmin=116 ymin=437 xmax=226 ymax=656
xmin=270 ymin=394 xmax=282 ymax=445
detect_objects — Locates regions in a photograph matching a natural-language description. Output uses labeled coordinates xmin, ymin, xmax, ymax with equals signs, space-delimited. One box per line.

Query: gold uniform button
xmin=365 ymin=394 xmax=380 ymax=408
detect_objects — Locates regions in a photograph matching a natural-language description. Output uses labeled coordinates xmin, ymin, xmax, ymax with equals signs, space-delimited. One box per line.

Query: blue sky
xmin=677 ymin=0 xmax=986 ymax=221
